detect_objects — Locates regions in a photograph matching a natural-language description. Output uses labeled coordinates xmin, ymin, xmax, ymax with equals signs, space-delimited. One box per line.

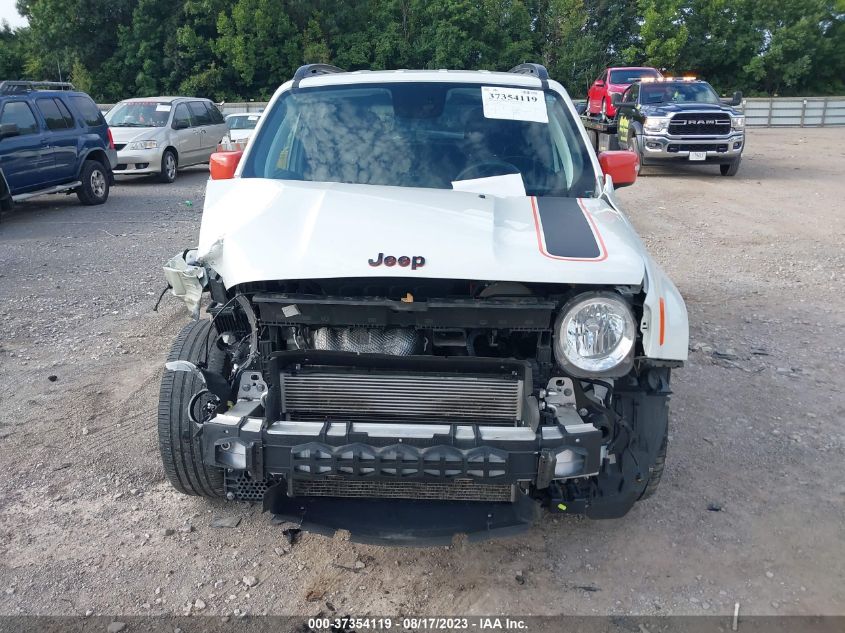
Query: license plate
xmin=689 ymin=151 xmax=707 ymax=161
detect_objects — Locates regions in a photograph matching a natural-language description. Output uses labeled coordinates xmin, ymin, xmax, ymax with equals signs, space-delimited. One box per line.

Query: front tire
xmin=158 ymin=149 xmax=178 ymax=184
xmin=638 ymin=428 xmax=668 ymax=500
xmin=629 ymin=132 xmax=645 ymax=173
xmin=158 ymin=319 xmax=226 ymax=497
xmin=76 ymin=160 xmax=109 ymax=205
xmin=720 ymin=158 xmax=741 ymax=176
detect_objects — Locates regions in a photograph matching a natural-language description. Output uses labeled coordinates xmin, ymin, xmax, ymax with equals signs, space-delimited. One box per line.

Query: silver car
xmin=105 ymin=97 xmax=227 ymax=183
xmin=224 ymin=112 xmax=262 ymax=144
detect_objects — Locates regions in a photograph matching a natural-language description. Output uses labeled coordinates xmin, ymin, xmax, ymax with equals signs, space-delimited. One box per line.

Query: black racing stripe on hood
xmin=535 ymin=197 xmax=601 ymax=259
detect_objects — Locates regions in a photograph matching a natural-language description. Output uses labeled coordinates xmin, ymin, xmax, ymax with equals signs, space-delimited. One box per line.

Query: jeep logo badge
xmin=369 ymin=252 xmax=426 ymax=270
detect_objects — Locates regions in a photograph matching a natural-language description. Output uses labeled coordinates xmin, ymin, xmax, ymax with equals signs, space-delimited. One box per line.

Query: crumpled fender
xmin=163 ymin=250 xmax=206 ymax=318
xmin=640 ymin=254 xmax=688 ymax=361
xmin=601 ymin=182 xmax=688 ymax=362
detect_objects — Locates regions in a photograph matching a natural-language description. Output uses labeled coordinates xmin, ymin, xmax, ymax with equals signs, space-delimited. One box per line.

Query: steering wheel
xmin=455 ymin=159 xmax=520 ymax=181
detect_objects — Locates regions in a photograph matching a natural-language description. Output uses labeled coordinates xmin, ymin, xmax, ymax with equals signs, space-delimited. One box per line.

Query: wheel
xmin=629 ymin=132 xmax=644 ymax=172
xmin=0 ymin=172 xmax=12 ymax=216
xmin=720 ymin=158 xmax=741 ymax=176
xmin=638 ymin=428 xmax=668 ymax=500
xmin=76 ymin=160 xmax=109 ymax=205
xmin=600 ymin=97 xmax=607 ymax=119
xmin=158 ymin=319 xmax=226 ymax=497
xmin=158 ymin=149 xmax=178 ymax=183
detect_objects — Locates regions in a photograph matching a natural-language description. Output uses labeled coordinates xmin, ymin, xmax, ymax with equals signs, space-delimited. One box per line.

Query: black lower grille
xmin=291 ymin=442 xmax=510 ymax=479
xmin=293 ymin=478 xmax=514 ymax=502
xmin=667 ymin=144 xmax=728 ymax=153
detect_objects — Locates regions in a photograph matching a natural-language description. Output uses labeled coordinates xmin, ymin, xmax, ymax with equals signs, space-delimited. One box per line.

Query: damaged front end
xmin=163 ymin=250 xmax=207 ymax=319
xmin=160 ymin=253 xmax=677 ymax=544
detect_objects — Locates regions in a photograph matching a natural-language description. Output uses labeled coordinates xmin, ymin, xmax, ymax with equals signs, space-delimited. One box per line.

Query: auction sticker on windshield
xmin=481 ymin=86 xmax=548 ymax=123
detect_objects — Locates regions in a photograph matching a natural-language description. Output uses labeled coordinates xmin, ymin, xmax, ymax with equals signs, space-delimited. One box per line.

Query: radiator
xmin=282 ymin=371 xmax=522 ymax=423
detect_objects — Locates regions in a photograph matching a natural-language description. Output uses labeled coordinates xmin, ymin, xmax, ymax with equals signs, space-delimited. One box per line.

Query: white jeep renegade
xmin=160 ymin=63 xmax=688 ymax=544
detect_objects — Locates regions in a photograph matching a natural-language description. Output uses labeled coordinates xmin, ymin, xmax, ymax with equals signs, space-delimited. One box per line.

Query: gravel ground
xmin=0 ymin=129 xmax=843 ymax=619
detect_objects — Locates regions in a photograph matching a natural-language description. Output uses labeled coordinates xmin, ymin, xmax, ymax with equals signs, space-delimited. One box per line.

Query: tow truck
xmin=580 ymin=111 xmax=621 ymax=153
xmin=580 ymin=76 xmax=745 ymax=176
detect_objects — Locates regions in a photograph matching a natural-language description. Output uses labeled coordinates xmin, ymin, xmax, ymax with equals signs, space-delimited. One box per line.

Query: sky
xmin=0 ymin=0 xmax=27 ymax=29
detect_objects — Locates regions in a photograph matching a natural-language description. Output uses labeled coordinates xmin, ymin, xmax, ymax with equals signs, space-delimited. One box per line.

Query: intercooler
xmin=225 ymin=473 xmax=514 ymax=503
xmin=281 ymin=371 xmax=522 ymax=423
xmin=293 ymin=478 xmax=514 ymax=502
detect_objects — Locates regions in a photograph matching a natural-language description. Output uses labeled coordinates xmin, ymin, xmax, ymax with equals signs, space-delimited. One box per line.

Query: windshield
xmin=105 ymin=101 xmax=172 ymax=127
xmin=610 ymin=68 xmax=660 ymax=84
xmin=241 ymin=82 xmax=597 ymax=198
xmin=641 ymin=82 xmax=720 ymax=105
xmin=227 ymin=114 xmax=260 ymax=130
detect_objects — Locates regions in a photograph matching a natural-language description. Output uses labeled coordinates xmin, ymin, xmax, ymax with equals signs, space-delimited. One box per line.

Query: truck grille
xmin=668 ymin=113 xmax=731 ymax=136
xmin=667 ymin=144 xmax=728 ymax=153
xmin=282 ymin=371 xmax=521 ymax=423
xmin=293 ymin=478 xmax=514 ymax=502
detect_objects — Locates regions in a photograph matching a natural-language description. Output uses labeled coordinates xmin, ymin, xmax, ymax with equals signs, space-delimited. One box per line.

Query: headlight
xmin=643 ymin=116 xmax=670 ymax=133
xmin=731 ymin=116 xmax=745 ymax=130
xmin=127 ymin=140 xmax=158 ymax=150
xmin=554 ymin=293 xmax=636 ymax=377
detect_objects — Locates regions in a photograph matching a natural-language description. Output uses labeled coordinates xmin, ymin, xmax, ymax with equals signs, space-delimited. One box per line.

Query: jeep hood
xmin=198 ymin=179 xmax=647 ymax=289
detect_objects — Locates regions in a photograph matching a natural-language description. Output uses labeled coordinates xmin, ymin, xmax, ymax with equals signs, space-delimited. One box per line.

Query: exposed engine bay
xmin=156 ymin=66 xmax=688 ymax=544
xmin=160 ymin=262 xmax=676 ymax=543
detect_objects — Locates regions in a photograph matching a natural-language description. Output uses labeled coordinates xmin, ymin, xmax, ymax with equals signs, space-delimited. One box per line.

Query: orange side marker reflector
xmin=659 ymin=297 xmax=666 ymax=346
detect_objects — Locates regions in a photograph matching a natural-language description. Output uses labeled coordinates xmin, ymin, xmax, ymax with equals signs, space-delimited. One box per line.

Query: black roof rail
xmin=0 ymin=80 xmax=76 ymax=95
xmin=508 ymin=63 xmax=549 ymax=90
xmin=291 ymin=64 xmax=346 ymax=89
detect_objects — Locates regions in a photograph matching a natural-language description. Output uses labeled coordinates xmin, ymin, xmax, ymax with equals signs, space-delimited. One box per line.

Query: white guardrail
xmin=742 ymin=97 xmax=845 ymax=127
xmin=99 ymin=96 xmax=845 ymax=127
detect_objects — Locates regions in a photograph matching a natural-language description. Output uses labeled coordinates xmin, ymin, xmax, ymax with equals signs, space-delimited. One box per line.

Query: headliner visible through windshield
xmin=241 ymin=82 xmax=596 ymax=198
xmin=106 ymin=102 xmax=172 ymax=127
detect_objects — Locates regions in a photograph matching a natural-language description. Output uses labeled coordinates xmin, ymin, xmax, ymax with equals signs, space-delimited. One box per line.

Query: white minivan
xmin=106 ymin=97 xmax=227 ymax=183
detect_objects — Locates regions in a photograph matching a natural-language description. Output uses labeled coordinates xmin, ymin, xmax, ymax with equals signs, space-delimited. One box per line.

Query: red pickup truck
xmin=587 ymin=67 xmax=662 ymax=118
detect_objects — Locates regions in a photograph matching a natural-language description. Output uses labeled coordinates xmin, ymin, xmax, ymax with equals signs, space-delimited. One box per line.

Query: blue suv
xmin=0 ymin=81 xmax=117 ymax=214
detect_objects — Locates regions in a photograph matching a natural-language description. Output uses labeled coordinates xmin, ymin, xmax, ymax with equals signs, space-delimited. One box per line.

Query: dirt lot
xmin=0 ymin=128 xmax=843 ymax=620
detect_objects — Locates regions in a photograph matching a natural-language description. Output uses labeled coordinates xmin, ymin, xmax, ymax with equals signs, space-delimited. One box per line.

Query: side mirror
xmin=172 ymin=120 xmax=189 ymax=130
xmin=0 ymin=123 xmax=20 ymax=140
xmin=611 ymin=93 xmax=623 ymax=107
xmin=731 ymin=91 xmax=743 ymax=106
xmin=209 ymin=151 xmax=243 ymax=180
xmin=598 ymin=150 xmax=638 ymax=188
xmin=595 ymin=80 xmax=605 ymax=87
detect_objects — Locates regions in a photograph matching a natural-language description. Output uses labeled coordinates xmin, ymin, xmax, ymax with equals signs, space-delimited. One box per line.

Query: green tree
xmin=16 ymin=0 xmax=133 ymax=89
xmin=0 ymin=23 xmax=28 ymax=80
xmin=532 ymin=0 xmax=597 ymax=95
xmin=744 ymin=0 xmax=845 ymax=95
xmin=631 ymin=0 xmax=689 ymax=71
xmin=676 ymin=0 xmax=761 ymax=94
xmin=115 ymin=0 xmax=184 ymax=97
xmin=215 ymin=0 xmax=302 ymax=99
